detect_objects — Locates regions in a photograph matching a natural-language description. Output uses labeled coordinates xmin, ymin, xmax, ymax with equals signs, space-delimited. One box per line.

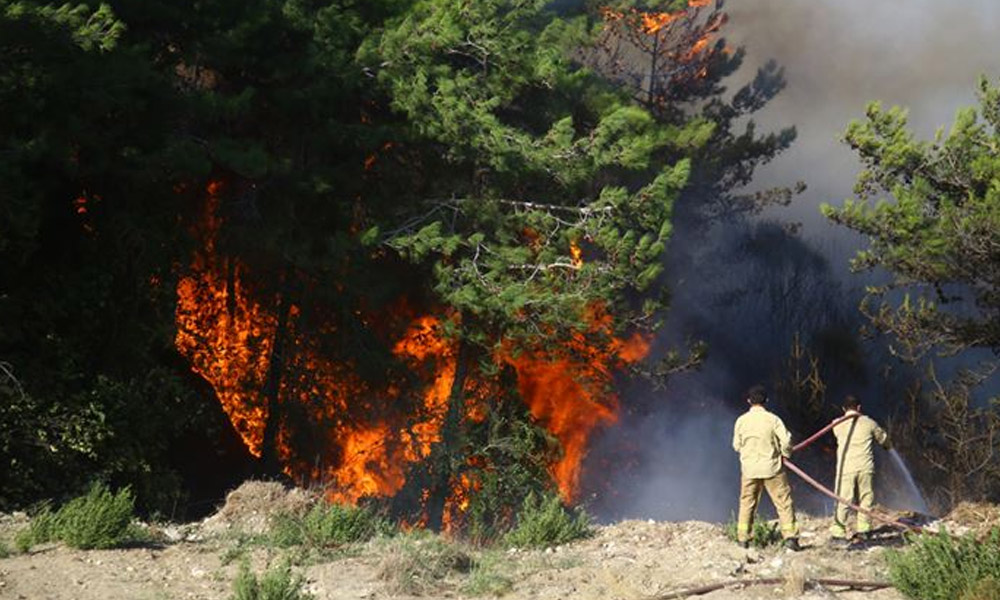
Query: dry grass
xmin=375 ymin=533 xmax=472 ymax=596
xmin=783 ymin=562 xmax=806 ymax=597
xmin=201 ymin=481 xmax=318 ymax=537
xmin=947 ymin=503 xmax=1000 ymax=535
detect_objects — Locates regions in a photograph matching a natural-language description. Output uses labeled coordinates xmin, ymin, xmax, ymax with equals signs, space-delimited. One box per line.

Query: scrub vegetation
xmin=886 ymin=529 xmax=1000 ymax=600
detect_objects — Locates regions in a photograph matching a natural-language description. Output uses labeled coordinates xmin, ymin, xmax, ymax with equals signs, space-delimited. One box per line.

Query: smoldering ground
xmin=582 ymin=0 xmax=1000 ymax=522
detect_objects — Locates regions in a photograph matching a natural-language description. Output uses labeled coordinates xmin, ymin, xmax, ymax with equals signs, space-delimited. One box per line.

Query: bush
xmin=503 ymin=492 xmax=592 ymax=548
xmin=57 ymin=483 xmax=137 ymax=549
xmin=231 ymin=561 xmax=314 ymax=600
xmin=887 ymin=528 xmax=1000 ymax=600
xmin=269 ymin=502 xmax=395 ymax=549
xmin=15 ymin=483 xmax=138 ymax=551
xmin=14 ymin=504 xmax=59 ymax=552
xmin=723 ymin=514 xmax=782 ymax=548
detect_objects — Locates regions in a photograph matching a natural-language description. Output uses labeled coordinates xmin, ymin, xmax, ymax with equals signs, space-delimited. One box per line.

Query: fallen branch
xmin=653 ymin=577 xmax=893 ymax=599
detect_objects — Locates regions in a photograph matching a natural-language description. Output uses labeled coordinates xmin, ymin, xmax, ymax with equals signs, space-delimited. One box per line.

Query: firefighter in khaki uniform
xmin=732 ymin=385 xmax=800 ymax=551
xmin=830 ymin=395 xmax=890 ymax=541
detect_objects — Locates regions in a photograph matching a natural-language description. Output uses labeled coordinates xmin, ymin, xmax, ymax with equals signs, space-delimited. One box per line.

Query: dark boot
xmin=737 ymin=540 xmax=750 ymax=549
xmin=783 ymin=538 xmax=801 ymax=552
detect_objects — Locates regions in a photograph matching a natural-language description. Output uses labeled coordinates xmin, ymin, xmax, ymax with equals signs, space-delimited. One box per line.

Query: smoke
xmin=726 ymin=0 xmax=1000 ymax=233
xmin=585 ymin=0 xmax=1000 ymax=522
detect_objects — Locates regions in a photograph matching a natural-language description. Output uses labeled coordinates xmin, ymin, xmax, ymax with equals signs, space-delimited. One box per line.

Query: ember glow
xmin=175 ymin=182 xmax=649 ymax=518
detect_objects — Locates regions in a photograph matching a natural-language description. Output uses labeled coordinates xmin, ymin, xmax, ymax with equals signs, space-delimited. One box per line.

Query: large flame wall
xmin=176 ymin=183 xmax=648 ymax=510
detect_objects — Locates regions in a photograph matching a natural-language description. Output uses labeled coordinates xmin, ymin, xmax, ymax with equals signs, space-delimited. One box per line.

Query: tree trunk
xmin=259 ymin=268 xmax=294 ymax=476
xmin=425 ymin=337 xmax=471 ymax=531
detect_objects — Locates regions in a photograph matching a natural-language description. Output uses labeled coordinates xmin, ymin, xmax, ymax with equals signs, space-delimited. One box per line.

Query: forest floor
xmin=1 ymin=482 xmax=998 ymax=600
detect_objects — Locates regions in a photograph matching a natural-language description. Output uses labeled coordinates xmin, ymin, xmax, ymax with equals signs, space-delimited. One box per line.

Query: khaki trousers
xmin=737 ymin=471 xmax=798 ymax=542
xmin=831 ymin=470 xmax=874 ymax=537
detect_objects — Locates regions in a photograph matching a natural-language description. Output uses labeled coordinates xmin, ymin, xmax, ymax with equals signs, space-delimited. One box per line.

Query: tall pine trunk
xmin=425 ymin=338 xmax=471 ymax=531
xmin=259 ymin=268 xmax=294 ymax=476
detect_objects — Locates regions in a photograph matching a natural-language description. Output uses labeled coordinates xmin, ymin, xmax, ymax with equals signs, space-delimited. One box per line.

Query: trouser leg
xmin=763 ymin=471 xmax=798 ymax=539
xmin=831 ymin=471 xmax=857 ymax=538
xmin=737 ymin=477 xmax=763 ymax=543
xmin=856 ymin=472 xmax=875 ymax=533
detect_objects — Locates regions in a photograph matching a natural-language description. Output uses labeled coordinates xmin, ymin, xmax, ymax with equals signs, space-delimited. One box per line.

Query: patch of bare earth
xmin=0 ymin=482 xmax=944 ymax=600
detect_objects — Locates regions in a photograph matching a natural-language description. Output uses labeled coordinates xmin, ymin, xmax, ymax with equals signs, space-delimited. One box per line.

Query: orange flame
xmin=175 ymin=181 xmax=650 ymax=517
xmin=504 ymin=307 xmax=649 ymax=500
xmin=569 ymin=240 xmax=584 ymax=269
xmin=175 ymin=181 xmax=275 ymax=455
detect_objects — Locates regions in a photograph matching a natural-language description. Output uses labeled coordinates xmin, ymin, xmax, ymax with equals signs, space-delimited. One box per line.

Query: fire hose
xmin=792 ymin=414 xmax=855 ymax=452
xmin=784 ymin=416 xmax=924 ymax=534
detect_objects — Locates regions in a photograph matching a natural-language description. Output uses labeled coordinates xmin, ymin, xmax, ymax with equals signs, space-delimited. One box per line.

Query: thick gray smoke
xmin=585 ymin=1 xmax=1000 ymax=522
xmin=728 ymin=0 xmax=1000 ymax=234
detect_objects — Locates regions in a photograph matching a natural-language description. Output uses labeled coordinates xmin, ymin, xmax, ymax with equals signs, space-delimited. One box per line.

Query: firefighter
xmin=830 ymin=394 xmax=890 ymax=542
xmin=732 ymin=385 xmax=800 ymax=551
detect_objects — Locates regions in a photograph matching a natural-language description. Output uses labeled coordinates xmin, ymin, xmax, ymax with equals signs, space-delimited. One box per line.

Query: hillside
xmin=6 ymin=482 xmax=993 ymax=600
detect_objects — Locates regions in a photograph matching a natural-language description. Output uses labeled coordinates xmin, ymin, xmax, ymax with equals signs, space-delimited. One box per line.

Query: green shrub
xmin=723 ymin=514 xmax=782 ymax=548
xmin=56 ymin=484 xmax=137 ymax=549
xmin=14 ymin=504 xmax=59 ymax=552
xmin=231 ymin=560 xmax=314 ymax=600
xmin=15 ymin=484 xmax=138 ymax=551
xmin=503 ymin=492 xmax=592 ymax=548
xmin=269 ymin=502 xmax=394 ymax=549
xmin=887 ymin=528 xmax=1000 ymax=600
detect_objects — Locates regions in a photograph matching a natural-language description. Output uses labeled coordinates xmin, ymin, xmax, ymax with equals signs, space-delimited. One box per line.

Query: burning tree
xmin=171 ymin=0 xmax=796 ymax=531
xmin=0 ymin=0 xmax=800 ymax=524
xmin=584 ymin=0 xmax=799 ymax=220
xmin=167 ymin=0 xmax=672 ymax=533
xmin=355 ymin=0 xmax=693 ymax=530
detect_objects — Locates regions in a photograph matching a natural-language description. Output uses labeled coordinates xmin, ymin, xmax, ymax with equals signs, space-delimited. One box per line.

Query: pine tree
xmin=823 ymin=77 xmax=1000 ymax=360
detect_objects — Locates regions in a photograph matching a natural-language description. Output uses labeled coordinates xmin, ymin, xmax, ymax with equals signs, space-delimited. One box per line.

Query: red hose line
xmin=782 ymin=457 xmax=923 ymax=534
xmin=793 ymin=414 xmax=856 ymax=452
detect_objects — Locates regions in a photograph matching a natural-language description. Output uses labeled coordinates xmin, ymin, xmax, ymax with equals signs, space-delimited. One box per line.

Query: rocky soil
xmin=1 ymin=482 xmax=994 ymax=600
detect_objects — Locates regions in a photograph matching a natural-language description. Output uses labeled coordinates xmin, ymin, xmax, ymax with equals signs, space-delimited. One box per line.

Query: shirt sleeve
xmin=775 ymin=416 xmax=793 ymax=457
xmin=732 ymin=419 xmax=742 ymax=453
xmin=874 ymin=421 xmax=890 ymax=449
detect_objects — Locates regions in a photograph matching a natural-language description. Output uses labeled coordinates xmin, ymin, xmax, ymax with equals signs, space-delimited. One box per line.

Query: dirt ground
xmin=2 ymin=482 xmax=988 ymax=600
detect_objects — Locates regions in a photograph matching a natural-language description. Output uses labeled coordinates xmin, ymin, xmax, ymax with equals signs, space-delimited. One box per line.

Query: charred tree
xmin=259 ymin=268 xmax=295 ymax=477
xmin=424 ymin=338 xmax=473 ymax=531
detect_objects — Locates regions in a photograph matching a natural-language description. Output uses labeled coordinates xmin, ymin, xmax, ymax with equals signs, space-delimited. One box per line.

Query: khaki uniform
xmin=830 ymin=411 xmax=890 ymax=537
xmin=732 ymin=405 xmax=798 ymax=541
